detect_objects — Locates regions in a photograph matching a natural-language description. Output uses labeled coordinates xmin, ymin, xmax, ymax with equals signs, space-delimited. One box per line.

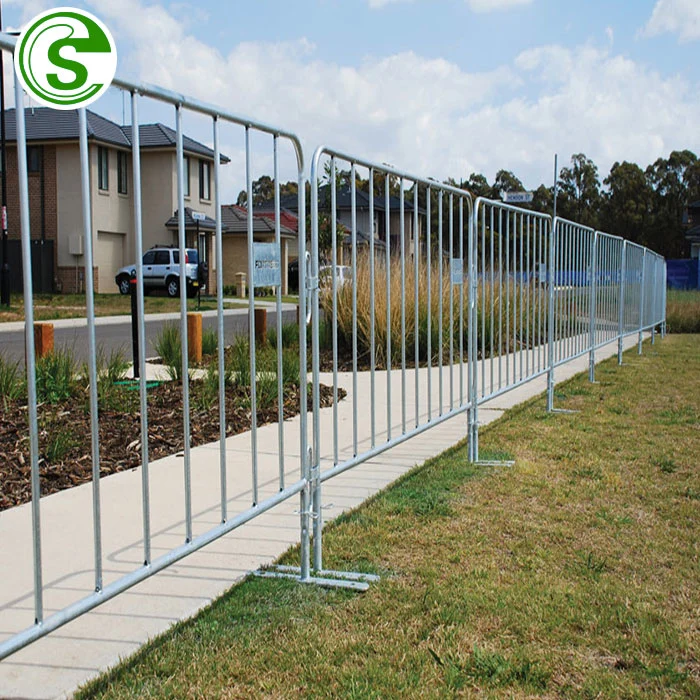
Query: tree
xmin=601 ymin=161 xmax=652 ymax=244
xmin=236 ymin=176 xmax=298 ymax=207
xmin=557 ymin=153 xmax=601 ymax=228
xmin=645 ymin=150 xmax=697 ymax=257
xmin=492 ymin=169 xmax=524 ymax=199
xmin=463 ymin=172 xmax=491 ymax=199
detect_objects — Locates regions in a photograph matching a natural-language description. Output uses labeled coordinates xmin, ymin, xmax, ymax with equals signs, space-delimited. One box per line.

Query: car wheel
xmin=166 ymin=277 xmax=179 ymax=298
xmin=117 ymin=276 xmax=130 ymax=295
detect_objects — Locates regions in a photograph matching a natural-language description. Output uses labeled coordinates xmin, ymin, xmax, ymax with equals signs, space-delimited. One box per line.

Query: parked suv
xmin=115 ymin=246 xmax=204 ymax=298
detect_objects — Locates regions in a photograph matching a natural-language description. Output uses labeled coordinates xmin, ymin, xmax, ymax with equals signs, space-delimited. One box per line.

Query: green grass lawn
xmin=666 ymin=290 xmax=700 ymax=333
xmin=0 ymin=294 xmax=250 ymax=323
xmin=77 ymin=335 xmax=699 ymax=699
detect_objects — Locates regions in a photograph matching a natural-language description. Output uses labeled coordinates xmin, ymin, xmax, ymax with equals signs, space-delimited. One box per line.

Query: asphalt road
xmin=0 ymin=306 xmax=299 ymax=364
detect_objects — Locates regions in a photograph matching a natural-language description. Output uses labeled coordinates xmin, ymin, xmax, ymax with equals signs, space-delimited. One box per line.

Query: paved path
xmin=0 ymin=302 xmax=298 ymax=364
xmin=0 ymin=334 xmax=646 ymax=699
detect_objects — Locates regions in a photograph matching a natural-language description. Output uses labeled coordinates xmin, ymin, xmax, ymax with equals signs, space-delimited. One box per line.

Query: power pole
xmin=0 ymin=1 xmax=11 ymax=307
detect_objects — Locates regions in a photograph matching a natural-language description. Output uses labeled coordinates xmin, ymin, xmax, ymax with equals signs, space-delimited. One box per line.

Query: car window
xmin=173 ymin=250 xmax=199 ymax=265
xmin=154 ymin=251 xmax=170 ymax=265
xmin=143 ymin=251 xmax=156 ymax=265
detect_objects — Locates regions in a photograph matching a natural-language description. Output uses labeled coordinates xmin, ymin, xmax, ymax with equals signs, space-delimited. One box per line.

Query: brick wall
xmin=1 ymin=144 xmax=59 ymax=289
xmin=56 ymin=265 xmax=99 ymax=294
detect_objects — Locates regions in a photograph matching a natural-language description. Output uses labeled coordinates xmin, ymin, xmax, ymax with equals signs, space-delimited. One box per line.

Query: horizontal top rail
xmin=0 ymin=32 xmax=304 ymax=171
xmin=553 ymin=215 xmax=594 ymax=233
xmin=310 ymin=145 xmax=473 ymax=202
xmin=476 ymin=196 xmax=552 ymax=220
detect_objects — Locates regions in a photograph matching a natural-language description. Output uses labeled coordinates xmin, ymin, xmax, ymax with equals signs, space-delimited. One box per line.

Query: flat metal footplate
xmin=255 ymin=565 xmax=379 ymax=592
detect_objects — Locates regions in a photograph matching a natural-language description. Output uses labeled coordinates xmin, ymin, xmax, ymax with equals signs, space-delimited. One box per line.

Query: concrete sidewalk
xmin=0 ymin=335 xmax=646 ymax=699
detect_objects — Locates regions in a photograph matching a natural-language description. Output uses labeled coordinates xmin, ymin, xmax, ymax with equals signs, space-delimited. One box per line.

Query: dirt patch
xmin=0 ymin=380 xmax=343 ymax=511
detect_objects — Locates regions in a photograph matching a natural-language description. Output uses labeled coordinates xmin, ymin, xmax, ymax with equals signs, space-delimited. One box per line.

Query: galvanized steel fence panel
xmin=0 ymin=28 xmax=668 ymax=661
xmin=0 ymin=33 xmax=310 ymax=659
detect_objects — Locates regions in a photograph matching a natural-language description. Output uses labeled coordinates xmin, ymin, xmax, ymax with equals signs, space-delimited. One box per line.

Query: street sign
xmin=252 ymin=243 xmax=281 ymax=287
xmin=191 ymin=211 xmax=206 ymax=221
xmin=451 ymin=258 xmax=463 ymax=285
xmin=502 ymin=191 xmax=534 ymax=204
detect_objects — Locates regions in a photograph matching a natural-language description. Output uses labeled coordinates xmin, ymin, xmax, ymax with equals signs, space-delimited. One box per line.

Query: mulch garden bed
xmin=0 ymin=380 xmax=343 ymax=511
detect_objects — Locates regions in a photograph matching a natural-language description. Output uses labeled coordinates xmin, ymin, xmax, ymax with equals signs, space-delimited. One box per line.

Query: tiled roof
xmin=3 ymin=107 xmax=228 ymax=162
xmin=221 ymin=205 xmax=296 ymax=237
xmin=164 ymin=207 xmax=217 ymax=231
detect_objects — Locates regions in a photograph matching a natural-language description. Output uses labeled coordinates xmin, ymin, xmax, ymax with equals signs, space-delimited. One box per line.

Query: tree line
xmin=238 ymin=150 xmax=700 ymax=259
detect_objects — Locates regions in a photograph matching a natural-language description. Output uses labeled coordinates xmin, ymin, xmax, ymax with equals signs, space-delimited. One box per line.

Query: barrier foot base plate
xmin=256 ymin=566 xmax=379 ymax=592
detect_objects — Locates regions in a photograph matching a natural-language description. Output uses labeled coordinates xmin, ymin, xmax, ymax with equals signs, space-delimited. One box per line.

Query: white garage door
xmin=95 ymin=232 xmax=125 ymax=294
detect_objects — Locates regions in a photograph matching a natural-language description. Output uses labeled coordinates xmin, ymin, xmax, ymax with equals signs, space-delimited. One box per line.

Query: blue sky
xmin=5 ymin=0 xmax=700 ymax=199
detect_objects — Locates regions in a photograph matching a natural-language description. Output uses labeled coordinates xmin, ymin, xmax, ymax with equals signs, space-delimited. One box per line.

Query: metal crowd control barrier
xmin=299 ymin=147 xmax=474 ymax=579
xmin=0 ymin=32 xmax=310 ymax=659
xmin=0 ymin=28 xmax=668 ymax=661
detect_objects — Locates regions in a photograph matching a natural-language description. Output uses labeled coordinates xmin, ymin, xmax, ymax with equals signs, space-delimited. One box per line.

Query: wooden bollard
xmin=254 ymin=307 xmax=267 ymax=346
xmin=187 ymin=313 xmax=202 ymax=364
xmin=34 ymin=323 xmax=54 ymax=358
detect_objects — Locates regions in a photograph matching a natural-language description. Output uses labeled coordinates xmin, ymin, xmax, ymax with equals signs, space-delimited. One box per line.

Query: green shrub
xmin=155 ymin=325 xmax=182 ymax=381
xmin=226 ymin=336 xmax=250 ymax=387
xmin=202 ymin=327 xmax=218 ymax=356
xmin=36 ymin=349 xmax=77 ymax=404
xmin=281 ymin=349 xmax=300 ymax=386
xmin=0 ymin=353 xmax=25 ymax=403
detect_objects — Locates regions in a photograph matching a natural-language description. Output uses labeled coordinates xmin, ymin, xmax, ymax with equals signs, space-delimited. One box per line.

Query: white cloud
xmin=367 ymin=0 xmax=413 ymax=8
xmin=642 ymin=0 xmax=700 ymax=42
xmin=367 ymin=0 xmax=533 ymax=11
xmin=84 ymin=0 xmax=700 ymax=196
xmin=466 ymin=0 xmax=533 ymax=13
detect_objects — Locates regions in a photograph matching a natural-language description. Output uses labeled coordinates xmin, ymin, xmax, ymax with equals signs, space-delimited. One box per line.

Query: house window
xmin=199 ymin=160 xmax=210 ymax=200
xmin=117 ymin=151 xmax=128 ymax=194
xmin=27 ymin=146 xmax=41 ymax=173
xmin=98 ymin=147 xmax=109 ymax=190
xmin=183 ymin=156 xmax=190 ymax=197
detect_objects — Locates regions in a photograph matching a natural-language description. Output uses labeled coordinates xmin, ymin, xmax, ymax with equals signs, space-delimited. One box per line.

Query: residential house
xmin=220 ymin=204 xmax=296 ymax=294
xmin=0 ymin=107 xmax=228 ymax=294
xmin=685 ymin=200 xmax=700 ymax=259
xmin=258 ymin=186 xmax=424 ymax=264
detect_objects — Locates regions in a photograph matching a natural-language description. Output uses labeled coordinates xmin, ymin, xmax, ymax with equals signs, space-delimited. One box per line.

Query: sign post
xmin=502 ymin=191 xmax=534 ymax=205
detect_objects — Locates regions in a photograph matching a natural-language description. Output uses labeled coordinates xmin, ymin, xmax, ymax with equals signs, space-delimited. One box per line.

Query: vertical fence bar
xmin=438 ymin=190 xmax=444 ymax=415
xmin=400 ymin=180 xmax=407 ymax=432
xmin=618 ymin=240 xmax=626 ymax=365
xmin=490 ymin=207 xmax=495 ymax=391
xmin=175 ymin=105 xmax=193 ymax=541
xmin=244 ymin=127 xmax=259 ymax=506
xmin=331 ymin=157 xmax=339 ymax=464
xmin=131 ymin=92 xmax=152 ymax=557
xmin=213 ymin=117 xmax=227 ymax=516
xmin=351 ymin=164 xmax=358 ymax=455
xmin=460 ymin=197 xmax=465 ymax=405
xmin=273 ymin=135 xmax=284 ymax=489
xmin=311 ymin=159 xmax=323 ymax=576
xmin=480 ymin=200 xmax=485 ymax=398
xmin=426 ymin=187 xmax=432 ymax=420
xmin=638 ymin=248 xmax=647 ymax=354
xmin=448 ymin=194 xmax=454 ymax=409
xmin=78 ymin=109 xmax=103 ymax=592
xmin=589 ymin=232 xmax=598 ymax=382
xmin=16 ymin=80 xmax=43 ymax=624
xmin=414 ymin=184 xmax=420 ymax=427
xmin=546 ymin=219 xmax=556 ymax=411
xmin=505 ymin=212 xmax=510 ymax=385
xmin=467 ymin=199 xmax=478 ymax=461
xmin=385 ymin=175 xmax=392 ymax=439
xmin=300 ymin=154 xmax=312 ymax=582
xmin=369 ymin=168 xmax=376 ymax=447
